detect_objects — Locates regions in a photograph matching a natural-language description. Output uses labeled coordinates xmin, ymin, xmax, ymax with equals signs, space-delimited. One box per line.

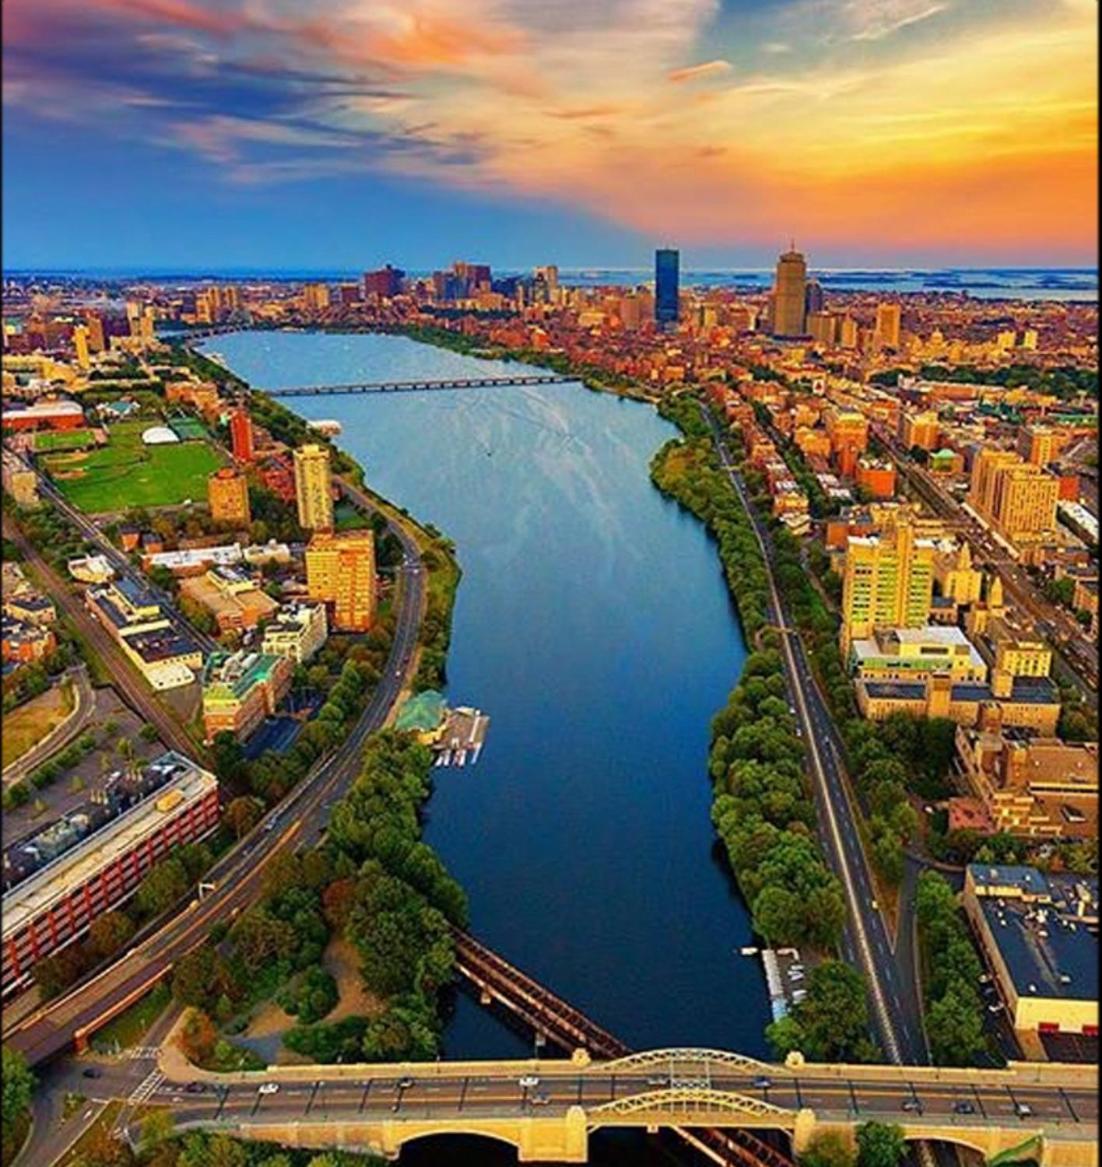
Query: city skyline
xmin=3 ymin=0 xmax=1098 ymax=271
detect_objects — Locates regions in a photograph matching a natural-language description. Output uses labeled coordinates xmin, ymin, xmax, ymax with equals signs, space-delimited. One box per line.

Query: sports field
xmin=33 ymin=428 xmax=96 ymax=453
xmin=42 ymin=419 xmax=225 ymax=512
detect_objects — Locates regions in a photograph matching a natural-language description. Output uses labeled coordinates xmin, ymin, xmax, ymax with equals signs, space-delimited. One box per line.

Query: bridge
xmin=152 ymin=1022 xmax=1097 ymax=1167
xmin=259 ymin=374 xmax=571 ymax=397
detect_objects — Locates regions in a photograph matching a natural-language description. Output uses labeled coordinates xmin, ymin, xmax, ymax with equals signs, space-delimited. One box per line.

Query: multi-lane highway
xmin=3 ymin=483 xmax=427 ymax=1066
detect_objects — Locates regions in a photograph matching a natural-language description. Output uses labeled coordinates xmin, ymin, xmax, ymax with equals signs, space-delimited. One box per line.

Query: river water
xmin=205 ymin=331 xmax=771 ymax=1162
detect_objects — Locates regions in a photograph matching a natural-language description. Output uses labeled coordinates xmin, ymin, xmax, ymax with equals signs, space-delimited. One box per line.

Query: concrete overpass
xmin=151 ymin=1038 xmax=1097 ymax=1167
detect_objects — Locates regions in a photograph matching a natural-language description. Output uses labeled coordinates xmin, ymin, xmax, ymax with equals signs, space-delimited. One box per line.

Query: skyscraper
xmin=207 ymin=467 xmax=251 ymax=526
xmin=655 ymin=248 xmax=679 ymax=328
xmin=804 ymin=280 xmax=824 ymax=316
xmin=293 ymin=443 xmax=334 ymax=531
xmin=772 ymin=245 xmax=807 ymax=338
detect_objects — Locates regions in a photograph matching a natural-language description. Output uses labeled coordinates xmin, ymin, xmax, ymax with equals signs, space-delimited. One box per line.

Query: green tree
xmin=799 ymin=1129 xmax=856 ymax=1167
xmin=87 ymin=911 xmax=136 ymax=962
xmin=1 ymin=1046 xmax=34 ymax=1145
xmin=134 ymin=857 xmax=190 ymax=918
xmin=139 ymin=1109 xmax=175 ymax=1154
xmin=855 ymin=1121 xmax=906 ymax=1167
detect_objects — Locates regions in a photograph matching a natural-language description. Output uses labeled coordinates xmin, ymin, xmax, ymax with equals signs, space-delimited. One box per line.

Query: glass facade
xmin=655 ymin=248 xmax=679 ymax=326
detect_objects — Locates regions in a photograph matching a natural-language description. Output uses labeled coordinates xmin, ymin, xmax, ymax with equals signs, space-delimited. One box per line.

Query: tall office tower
xmin=72 ymin=324 xmax=91 ymax=371
xmin=229 ymin=407 xmax=255 ymax=464
xmin=139 ymin=308 xmax=156 ymax=346
xmin=772 ymin=245 xmax=807 ymax=337
xmin=839 ymin=316 xmax=858 ymax=348
xmin=305 ymin=530 xmax=377 ymax=631
xmin=453 ymin=262 xmax=492 ymax=295
xmin=839 ymin=517 xmax=936 ymax=653
xmin=293 ymin=443 xmax=334 ymax=531
xmin=804 ymin=280 xmax=824 ymax=316
xmin=363 ymin=265 xmax=405 ymax=299
xmin=126 ymin=301 xmax=143 ymax=338
xmin=221 ymin=285 xmax=241 ymax=313
xmin=655 ymin=248 xmax=680 ymax=327
xmin=207 ymin=466 xmax=251 ymax=525
xmin=1021 ymin=329 xmax=1038 ymax=350
xmin=874 ymin=303 xmax=902 ymax=350
xmin=969 ymin=448 xmax=1021 ymax=516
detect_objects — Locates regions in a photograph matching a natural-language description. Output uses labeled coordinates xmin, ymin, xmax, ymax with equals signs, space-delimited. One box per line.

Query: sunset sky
xmin=3 ymin=0 xmax=1097 ymax=270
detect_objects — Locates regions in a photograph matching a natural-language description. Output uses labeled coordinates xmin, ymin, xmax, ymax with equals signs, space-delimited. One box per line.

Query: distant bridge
xmin=260 ymin=374 xmax=571 ymax=397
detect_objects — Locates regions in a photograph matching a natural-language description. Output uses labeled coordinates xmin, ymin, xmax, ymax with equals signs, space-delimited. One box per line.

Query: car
xmin=988 ymin=1003 xmax=1004 ymax=1013
xmin=82 ymin=1067 xmax=102 ymax=1079
xmin=752 ymin=1076 xmax=772 ymax=1090
xmin=953 ymin=1100 xmax=976 ymax=1115
xmin=870 ymin=899 xmax=879 ymax=911
xmin=184 ymin=1082 xmax=206 ymax=1094
xmin=646 ymin=1076 xmax=669 ymax=1086
xmin=396 ymin=1077 xmax=415 ymax=1090
xmin=530 ymin=1092 xmax=551 ymax=1106
xmin=518 ymin=1075 xmax=540 ymax=1089
xmin=258 ymin=1083 xmax=279 ymax=1095
xmin=1014 ymin=1103 xmax=1033 ymax=1118
xmin=902 ymin=1099 xmax=923 ymax=1113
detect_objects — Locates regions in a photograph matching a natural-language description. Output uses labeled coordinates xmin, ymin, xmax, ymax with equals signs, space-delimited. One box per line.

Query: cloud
xmin=667 ymin=59 xmax=732 ymax=83
xmin=848 ymin=1 xmax=948 ymax=42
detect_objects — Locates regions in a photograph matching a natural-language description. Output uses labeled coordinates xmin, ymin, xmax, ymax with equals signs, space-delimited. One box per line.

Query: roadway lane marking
xmin=306 ymin=1080 xmax=321 ymax=1115
xmin=359 ymin=1081 xmax=372 ymax=1113
xmin=216 ymin=1086 xmax=229 ymax=1120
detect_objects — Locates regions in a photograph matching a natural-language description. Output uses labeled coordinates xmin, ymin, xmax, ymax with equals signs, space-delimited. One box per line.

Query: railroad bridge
xmin=260 ymin=373 xmax=571 ymax=396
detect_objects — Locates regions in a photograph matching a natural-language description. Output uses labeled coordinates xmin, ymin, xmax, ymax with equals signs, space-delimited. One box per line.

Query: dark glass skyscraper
xmin=655 ymin=248 xmax=679 ymax=327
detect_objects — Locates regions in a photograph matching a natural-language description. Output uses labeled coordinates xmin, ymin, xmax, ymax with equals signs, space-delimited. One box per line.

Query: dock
xmin=432 ymin=706 xmax=491 ymax=768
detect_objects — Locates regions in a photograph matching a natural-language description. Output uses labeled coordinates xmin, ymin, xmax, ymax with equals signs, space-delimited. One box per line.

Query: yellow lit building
xmin=994 ymin=638 xmax=1053 ymax=679
xmin=839 ymin=518 xmax=936 ymax=653
xmin=772 ymin=248 xmax=807 ymax=338
xmin=1016 ymin=425 xmax=1063 ymax=467
xmin=305 ymin=529 xmax=376 ymax=631
xmin=968 ymin=449 xmax=1059 ymax=546
xmin=898 ymin=410 xmax=940 ymax=451
xmin=293 ymin=443 xmax=334 ymax=531
xmin=303 ymin=283 xmax=331 ymax=313
xmin=934 ymin=540 xmax=984 ymax=604
xmin=207 ymin=466 xmax=251 ymax=526
xmin=823 ymin=406 xmax=869 ymax=455
xmin=873 ymin=302 xmax=901 ymax=349
xmin=72 ymin=325 xmax=91 ymax=372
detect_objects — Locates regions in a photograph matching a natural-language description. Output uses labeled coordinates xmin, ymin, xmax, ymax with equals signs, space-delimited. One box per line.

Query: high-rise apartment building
xmin=899 ymin=410 xmax=940 ymax=451
xmin=968 ymin=449 xmax=1059 ymax=545
xmin=293 ymin=443 xmax=334 ymax=531
xmin=229 ymin=407 xmax=254 ymax=464
xmin=840 ymin=518 xmax=937 ymax=653
xmin=533 ymin=265 xmax=559 ymax=301
xmin=207 ymin=466 xmax=251 ymax=526
xmin=655 ymin=249 xmax=680 ymax=327
xmin=839 ymin=316 xmax=858 ymax=348
xmin=807 ymin=311 xmax=837 ymax=345
xmin=305 ymin=530 xmax=377 ymax=631
xmin=874 ymin=303 xmax=902 ymax=350
xmin=772 ymin=246 xmax=807 ymax=338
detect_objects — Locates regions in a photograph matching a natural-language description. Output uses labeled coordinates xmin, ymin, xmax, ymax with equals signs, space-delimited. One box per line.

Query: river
xmin=204 ymin=330 xmax=771 ymax=1163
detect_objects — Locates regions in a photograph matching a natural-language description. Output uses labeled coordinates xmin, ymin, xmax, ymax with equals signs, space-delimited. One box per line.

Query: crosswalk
xmin=126 ymin=1069 xmax=165 ymax=1107
xmin=124 ymin=1046 xmax=161 ymax=1062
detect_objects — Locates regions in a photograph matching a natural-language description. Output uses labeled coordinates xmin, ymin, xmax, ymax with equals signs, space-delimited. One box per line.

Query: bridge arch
xmin=589 ymin=1088 xmax=793 ymax=1126
xmin=603 ymin=1048 xmax=774 ymax=1074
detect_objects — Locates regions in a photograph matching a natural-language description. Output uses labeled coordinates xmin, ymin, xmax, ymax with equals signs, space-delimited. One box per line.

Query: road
xmin=1 ymin=518 xmax=199 ymax=760
xmin=1 ymin=664 xmax=94 ymax=786
xmin=700 ymin=404 xmax=926 ymax=1068
xmin=871 ymin=425 xmax=1098 ymax=703
xmin=73 ymin=1058 xmax=1097 ymax=1137
xmin=2 ymin=490 xmax=426 ymax=1065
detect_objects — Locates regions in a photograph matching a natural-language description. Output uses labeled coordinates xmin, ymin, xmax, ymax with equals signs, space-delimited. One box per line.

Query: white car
xmin=258 ymin=1083 xmax=279 ymax=1095
xmin=518 ymin=1076 xmax=540 ymax=1089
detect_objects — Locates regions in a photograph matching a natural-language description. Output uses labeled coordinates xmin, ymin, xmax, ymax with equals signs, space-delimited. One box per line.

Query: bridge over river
xmin=258 ymin=373 xmax=572 ymax=396
xmin=152 ymin=1028 xmax=1096 ymax=1167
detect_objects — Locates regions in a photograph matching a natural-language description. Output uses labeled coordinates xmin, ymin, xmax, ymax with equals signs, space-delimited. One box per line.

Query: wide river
xmin=206 ymin=331 xmax=771 ymax=1162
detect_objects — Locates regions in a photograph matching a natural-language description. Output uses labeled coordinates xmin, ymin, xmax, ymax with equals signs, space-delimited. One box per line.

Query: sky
xmin=2 ymin=0 xmax=1098 ymax=271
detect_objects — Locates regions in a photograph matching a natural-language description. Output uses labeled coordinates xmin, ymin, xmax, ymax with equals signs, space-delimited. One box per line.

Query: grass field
xmin=33 ymin=428 xmax=96 ymax=453
xmin=1 ymin=682 xmax=75 ymax=769
xmin=43 ymin=419 xmax=225 ymax=512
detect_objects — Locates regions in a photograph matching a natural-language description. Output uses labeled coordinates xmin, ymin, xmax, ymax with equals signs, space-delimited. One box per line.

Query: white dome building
xmin=141 ymin=425 xmax=180 ymax=445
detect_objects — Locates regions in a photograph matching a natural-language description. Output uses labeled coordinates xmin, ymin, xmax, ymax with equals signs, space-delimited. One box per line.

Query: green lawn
xmin=34 ymin=428 xmax=96 ymax=452
xmin=43 ymin=420 xmax=225 ymax=512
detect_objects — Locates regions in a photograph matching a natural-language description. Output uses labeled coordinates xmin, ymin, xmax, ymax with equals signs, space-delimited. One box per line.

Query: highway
xmin=2 ymin=482 xmax=427 ymax=1066
xmin=700 ymin=404 xmax=926 ymax=1068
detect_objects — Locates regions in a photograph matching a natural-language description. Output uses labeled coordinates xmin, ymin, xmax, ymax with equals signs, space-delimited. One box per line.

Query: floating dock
xmin=432 ymin=706 xmax=490 ymax=768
